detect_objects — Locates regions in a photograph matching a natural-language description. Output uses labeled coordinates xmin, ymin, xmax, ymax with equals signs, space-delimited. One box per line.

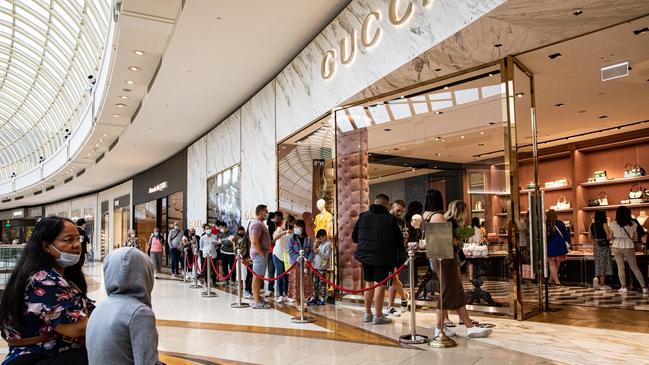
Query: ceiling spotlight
xmin=384 ymin=128 xmax=392 ymax=132
xmin=460 ymin=136 xmax=465 ymax=139
xmin=435 ymin=111 xmax=443 ymax=115
xmin=434 ymin=68 xmax=442 ymax=72
xmin=132 ymin=50 xmax=146 ymax=56
xmin=435 ymin=153 xmax=441 ymax=157
xmin=102 ymin=134 xmax=108 ymax=137
xmin=128 ymin=66 xmax=141 ymax=72
xmin=494 ymin=43 xmax=503 ymax=48
xmin=125 ymin=80 xmax=135 ymax=85
xmin=554 ymin=103 xmax=565 ymax=107
xmin=633 ymin=27 xmax=649 ymax=35
xmin=573 ymin=10 xmax=583 ymax=16
xmin=488 ymin=73 xmax=494 ymax=77
xmin=478 ymin=143 xmax=485 ymax=146
xmin=480 ymin=131 xmax=485 ymax=135
xmin=443 ymin=86 xmax=449 ymax=90
xmin=122 ymin=88 xmax=132 ymax=93
xmin=435 ymin=137 xmax=442 ymax=141
xmin=95 ymin=144 xmax=100 ymax=147
xmin=598 ymin=115 xmax=608 ymax=119
xmin=86 ymin=153 xmax=91 ymax=157
xmin=578 ymin=110 xmax=587 ymax=114
xmin=112 ymin=114 xmax=121 ymax=118
xmin=548 ymin=53 xmax=562 ymax=60
xmin=119 ymin=95 xmax=129 ymax=100
xmin=515 ymin=92 xmax=525 ymax=98
xmin=488 ymin=122 xmax=496 ymax=125
xmin=115 ymin=103 xmax=126 ymax=108
xmin=99 ymin=139 xmax=104 ymax=142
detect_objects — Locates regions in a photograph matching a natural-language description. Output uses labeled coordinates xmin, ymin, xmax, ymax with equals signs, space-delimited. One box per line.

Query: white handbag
xmin=597 ymin=192 xmax=608 ymax=206
xmin=556 ymin=196 xmax=571 ymax=210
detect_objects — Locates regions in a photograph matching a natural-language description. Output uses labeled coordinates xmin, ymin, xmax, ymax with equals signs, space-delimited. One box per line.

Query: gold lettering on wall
xmin=339 ymin=29 xmax=357 ymax=65
xmin=361 ymin=11 xmax=381 ymax=48
xmin=388 ymin=0 xmax=414 ymax=26
xmin=321 ymin=50 xmax=336 ymax=80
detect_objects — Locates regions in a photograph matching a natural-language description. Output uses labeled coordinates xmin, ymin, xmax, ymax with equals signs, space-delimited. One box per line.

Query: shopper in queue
xmin=250 ymin=204 xmax=273 ymax=309
xmin=147 ymin=227 xmax=165 ymax=279
xmin=546 ymin=209 xmax=570 ymax=286
xmin=168 ymin=222 xmax=184 ymax=277
xmin=608 ymin=206 xmax=648 ymax=293
xmin=218 ymin=221 xmax=236 ymax=286
xmin=0 ymin=216 xmax=94 ymax=364
xmin=353 ymin=194 xmax=405 ymax=325
xmin=288 ymin=219 xmax=314 ymax=310
xmin=124 ymin=229 xmax=141 ymax=250
xmin=273 ymin=215 xmax=295 ymax=303
xmin=589 ymin=210 xmax=613 ymax=290
xmin=87 ymin=247 xmax=159 ymax=365
xmin=310 ymin=229 xmax=332 ymax=305
xmin=387 ymin=199 xmax=409 ymax=317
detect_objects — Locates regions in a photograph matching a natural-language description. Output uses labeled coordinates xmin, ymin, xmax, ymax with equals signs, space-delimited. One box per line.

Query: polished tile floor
xmin=2 ymin=263 xmax=648 ymax=364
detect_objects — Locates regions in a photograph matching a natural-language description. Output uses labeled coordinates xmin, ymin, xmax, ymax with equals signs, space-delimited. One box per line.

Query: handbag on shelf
xmin=588 ymin=199 xmax=600 ymax=207
xmin=556 ymin=196 xmax=571 ymax=210
xmin=597 ymin=192 xmax=609 ymax=206
xmin=545 ymin=178 xmax=568 ymax=188
xmin=593 ymin=170 xmax=608 ymax=182
xmin=527 ymin=182 xmax=536 ymax=189
xmin=474 ymin=200 xmax=484 ymax=211
xmin=624 ymin=163 xmax=646 ymax=178
xmin=630 ymin=185 xmax=644 ymax=199
xmin=486 ymin=233 xmax=499 ymax=243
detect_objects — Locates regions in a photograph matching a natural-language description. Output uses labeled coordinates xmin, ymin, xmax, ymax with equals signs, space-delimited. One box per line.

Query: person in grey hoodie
xmin=87 ymin=247 xmax=160 ymax=365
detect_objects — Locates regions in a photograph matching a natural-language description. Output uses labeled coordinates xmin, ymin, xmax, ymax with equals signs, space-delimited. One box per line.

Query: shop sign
xmin=148 ymin=181 xmax=168 ymax=194
xmin=12 ymin=210 xmax=23 ymax=218
xmin=321 ymin=0 xmax=433 ymax=80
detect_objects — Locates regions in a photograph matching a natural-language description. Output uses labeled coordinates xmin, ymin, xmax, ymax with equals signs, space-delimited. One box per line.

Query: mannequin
xmin=314 ymin=198 xmax=334 ymax=237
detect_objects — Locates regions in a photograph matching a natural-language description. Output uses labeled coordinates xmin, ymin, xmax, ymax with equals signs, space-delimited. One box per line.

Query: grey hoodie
xmin=87 ymin=247 xmax=159 ymax=365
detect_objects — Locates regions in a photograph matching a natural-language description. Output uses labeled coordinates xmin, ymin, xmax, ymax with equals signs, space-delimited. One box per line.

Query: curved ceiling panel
xmin=0 ymin=0 xmax=110 ymax=181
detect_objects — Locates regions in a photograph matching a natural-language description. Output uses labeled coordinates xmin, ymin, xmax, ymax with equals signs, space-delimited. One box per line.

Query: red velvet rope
xmin=194 ymin=256 xmax=207 ymax=275
xmin=208 ymin=256 xmax=238 ymax=281
xmin=185 ymin=254 xmax=193 ymax=270
xmin=241 ymin=259 xmax=298 ymax=282
xmin=306 ymin=260 xmax=408 ymax=294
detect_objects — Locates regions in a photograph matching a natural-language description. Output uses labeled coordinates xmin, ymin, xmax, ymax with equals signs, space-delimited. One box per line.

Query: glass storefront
xmin=207 ymin=165 xmax=241 ymax=232
xmin=134 ymin=190 xmax=184 ymax=258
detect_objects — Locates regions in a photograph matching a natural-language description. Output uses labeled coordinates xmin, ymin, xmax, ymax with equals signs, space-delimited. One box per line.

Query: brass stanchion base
xmin=291 ymin=316 xmax=315 ymax=323
xmin=429 ymin=332 xmax=457 ymax=348
xmin=201 ymin=291 xmax=218 ymax=297
xmin=399 ymin=334 xmax=430 ymax=344
xmin=230 ymin=302 xmax=250 ymax=308
xmin=189 ymin=284 xmax=203 ymax=288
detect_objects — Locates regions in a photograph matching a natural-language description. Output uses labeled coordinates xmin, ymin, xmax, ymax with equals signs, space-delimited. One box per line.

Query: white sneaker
xmin=434 ymin=326 xmax=456 ymax=337
xmin=467 ymin=326 xmax=492 ymax=338
xmin=643 ymin=288 xmax=648 ymax=294
xmin=276 ymin=296 xmax=285 ymax=303
xmin=619 ymin=287 xmax=628 ymax=293
xmin=600 ymin=285 xmax=612 ymax=291
xmin=287 ymin=298 xmax=296 ymax=303
xmin=388 ymin=307 xmax=401 ymax=317
xmin=363 ymin=313 xmax=374 ymax=323
xmin=243 ymin=292 xmax=252 ymax=299
xmin=263 ymin=291 xmax=273 ymax=298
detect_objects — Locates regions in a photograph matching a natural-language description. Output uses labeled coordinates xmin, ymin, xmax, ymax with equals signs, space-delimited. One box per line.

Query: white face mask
xmin=51 ymin=245 xmax=80 ymax=267
xmin=294 ymin=227 xmax=303 ymax=236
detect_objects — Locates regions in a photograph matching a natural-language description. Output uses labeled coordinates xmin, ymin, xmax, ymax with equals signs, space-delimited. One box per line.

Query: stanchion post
xmin=201 ymin=253 xmax=218 ymax=298
xmin=399 ymin=249 xmax=429 ymax=344
xmin=189 ymin=250 xmax=202 ymax=289
xmin=182 ymin=251 xmax=188 ymax=283
xmin=231 ymin=249 xmax=250 ymax=308
xmin=291 ymin=250 xmax=314 ymax=323
xmin=429 ymin=257 xmax=457 ymax=348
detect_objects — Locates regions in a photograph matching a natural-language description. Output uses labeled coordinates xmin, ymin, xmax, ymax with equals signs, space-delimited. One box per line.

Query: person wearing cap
xmin=124 ymin=229 xmax=141 ymax=251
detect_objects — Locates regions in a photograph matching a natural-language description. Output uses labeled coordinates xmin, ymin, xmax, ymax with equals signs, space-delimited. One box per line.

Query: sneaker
xmin=276 ymin=296 xmax=285 ymax=303
xmin=643 ymin=288 xmax=649 ymax=294
xmin=400 ymin=301 xmax=408 ymax=313
xmin=388 ymin=307 xmax=401 ymax=317
xmin=263 ymin=291 xmax=273 ymax=298
xmin=252 ymin=302 xmax=271 ymax=309
xmin=318 ymin=299 xmax=325 ymax=306
xmin=363 ymin=313 xmax=374 ymax=323
xmin=306 ymin=298 xmax=317 ymax=306
xmin=434 ymin=326 xmax=456 ymax=337
xmin=372 ymin=315 xmax=392 ymax=325
xmin=467 ymin=326 xmax=492 ymax=338
xmin=601 ymin=285 xmax=612 ymax=291
xmin=243 ymin=292 xmax=252 ymax=299
xmin=287 ymin=298 xmax=296 ymax=303
xmin=619 ymin=287 xmax=628 ymax=293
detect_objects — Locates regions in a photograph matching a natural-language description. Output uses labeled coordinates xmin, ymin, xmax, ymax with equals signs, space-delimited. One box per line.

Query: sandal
xmin=443 ymin=319 xmax=456 ymax=327
xmin=459 ymin=319 xmax=479 ymax=326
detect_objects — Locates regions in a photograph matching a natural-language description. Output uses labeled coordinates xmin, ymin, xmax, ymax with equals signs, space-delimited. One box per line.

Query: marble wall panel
xmin=207 ymin=110 xmax=241 ymax=177
xmin=275 ymin=0 xmax=505 ymax=142
xmin=240 ymin=81 xmax=277 ymax=219
xmin=187 ymin=136 xmax=207 ymax=230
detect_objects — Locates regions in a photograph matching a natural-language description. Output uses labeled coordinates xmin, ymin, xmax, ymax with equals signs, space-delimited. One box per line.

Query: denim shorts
xmin=252 ymin=254 xmax=268 ymax=277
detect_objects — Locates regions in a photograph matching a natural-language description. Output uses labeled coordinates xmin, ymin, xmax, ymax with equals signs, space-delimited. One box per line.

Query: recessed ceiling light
xmin=478 ymin=143 xmax=485 ymax=146
xmin=125 ymin=80 xmax=135 ymax=85
xmin=435 ymin=111 xmax=443 ymax=115
xmin=443 ymin=86 xmax=449 ymax=90
xmin=480 ymin=131 xmax=485 ymax=135
xmin=384 ymin=128 xmax=392 ymax=132
xmin=434 ymin=68 xmax=442 ymax=72
xmin=494 ymin=43 xmax=503 ymax=48
xmin=86 ymin=153 xmax=91 ymax=157
xmin=488 ymin=122 xmax=496 ymax=125
xmin=460 ymin=136 xmax=465 ymax=139
xmin=128 ymin=66 xmax=141 ymax=72
xmin=488 ymin=73 xmax=494 ymax=77
xmin=122 ymin=88 xmax=132 ymax=92
xmin=132 ymin=50 xmax=146 ymax=56
xmin=554 ymin=103 xmax=565 ymax=107
xmin=548 ymin=53 xmax=562 ymax=60
xmin=573 ymin=10 xmax=583 ymax=16
xmin=99 ymin=139 xmax=104 ymax=142
xmin=515 ymin=92 xmax=525 ymax=98
xmin=578 ymin=110 xmax=587 ymax=114
xmin=102 ymin=134 xmax=108 ymax=137
xmin=598 ymin=115 xmax=608 ymax=119
xmin=115 ymin=103 xmax=126 ymax=108
xmin=281 ymin=146 xmax=286 ymax=149
xmin=435 ymin=153 xmax=441 ymax=157
xmin=435 ymin=137 xmax=442 ymax=141
xmin=393 ymin=148 xmax=399 ymax=151
xmin=633 ymin=27 xmax=649 ymax=35
xmin=95 ymin=144 xmax=100 ymax=147
xmin=112 ymin=114 xmax=121 ymax=117
xmin=119 ymin=95 xmax=129 ymax=100
xmin=384 ymin=150 xmax=389 ymax=153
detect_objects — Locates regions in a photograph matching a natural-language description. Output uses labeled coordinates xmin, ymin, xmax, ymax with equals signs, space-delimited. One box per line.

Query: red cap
xmin=211 ymin=228 xmax=220 ymax=235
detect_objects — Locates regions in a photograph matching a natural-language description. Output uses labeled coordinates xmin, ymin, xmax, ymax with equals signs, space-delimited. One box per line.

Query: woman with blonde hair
xmin=546 ymin=209 xmax=570 ymax=285
xmin=424 ymin=192 xmax=491 ymax=338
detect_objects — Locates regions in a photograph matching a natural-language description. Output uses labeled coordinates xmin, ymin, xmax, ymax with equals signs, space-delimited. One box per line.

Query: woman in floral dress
xmin=287 ymin=220 xmax=314 ymax=311
xmin=0 ymin=216 xmax=94 ymax=364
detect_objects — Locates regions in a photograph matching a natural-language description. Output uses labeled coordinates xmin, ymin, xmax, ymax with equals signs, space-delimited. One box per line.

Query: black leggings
xmin=9 ymin=348 xmax=88 ymax=365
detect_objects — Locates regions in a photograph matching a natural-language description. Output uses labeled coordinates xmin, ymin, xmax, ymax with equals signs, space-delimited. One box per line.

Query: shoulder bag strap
xmin=622 ymin=223 xmax=635 ymax=242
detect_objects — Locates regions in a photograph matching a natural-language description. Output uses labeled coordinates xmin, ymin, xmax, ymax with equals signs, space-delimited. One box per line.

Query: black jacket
xmin=352 ymin=204 xmax=405 ymax=267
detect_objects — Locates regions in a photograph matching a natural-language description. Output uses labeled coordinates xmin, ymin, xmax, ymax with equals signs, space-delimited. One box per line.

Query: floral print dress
xmin=2 ymin=269 xmax=94 ymax=365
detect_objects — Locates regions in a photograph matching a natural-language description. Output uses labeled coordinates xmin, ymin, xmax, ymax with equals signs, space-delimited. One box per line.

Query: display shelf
xmin=498 ymin=234 xmax=508 ymax=237
xmin=579 ymin=175 xmax=649 ymax=187
xmin=520 ymin=208 xmax=573 ymax=215
xmin=520 ymin=185 xmax=572 ymax=193
xmin=581 ymin=203 xmax=649 ymax=211
xmin=468 ymin=191 xmax=511 ymax=196
xmin=472 ymin=210 xmax=485 ymax=213
xmin=495 ymin=213 xmax=508 ymax=217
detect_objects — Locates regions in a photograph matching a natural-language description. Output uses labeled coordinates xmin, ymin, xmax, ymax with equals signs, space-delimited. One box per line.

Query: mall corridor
xmin=1 ymin=0 xmax=649 ymax=364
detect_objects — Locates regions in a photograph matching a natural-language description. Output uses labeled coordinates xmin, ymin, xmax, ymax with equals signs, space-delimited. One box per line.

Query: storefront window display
xmin=207 ymin=165 xmax=241 ymax=232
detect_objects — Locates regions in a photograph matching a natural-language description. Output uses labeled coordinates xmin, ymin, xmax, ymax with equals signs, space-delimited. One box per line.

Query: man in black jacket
xmin=77 ymin=218 xmax=89 ymax=266
xmin=353 ymin=194 xmax=405 ymax=325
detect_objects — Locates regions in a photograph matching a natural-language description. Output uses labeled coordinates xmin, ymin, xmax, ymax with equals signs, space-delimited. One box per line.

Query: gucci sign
xmin=148 ymin=181 xmax=168 ymax=194
xmin=321 ymin=0 xmax=433 ymax=80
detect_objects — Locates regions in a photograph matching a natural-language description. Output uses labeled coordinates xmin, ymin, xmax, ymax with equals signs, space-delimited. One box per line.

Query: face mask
xmin=294 ymin=227 xmax=303 ymax=236
xmin=51 ymin=245 xmax=80 ymax=267
xmin=130 ymin=233 xmax=135 ymax=238
xmin=154 ymin=232 xmax=159 ymax=237
xmin=174 ymin=226 xmax=179 ymax=230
